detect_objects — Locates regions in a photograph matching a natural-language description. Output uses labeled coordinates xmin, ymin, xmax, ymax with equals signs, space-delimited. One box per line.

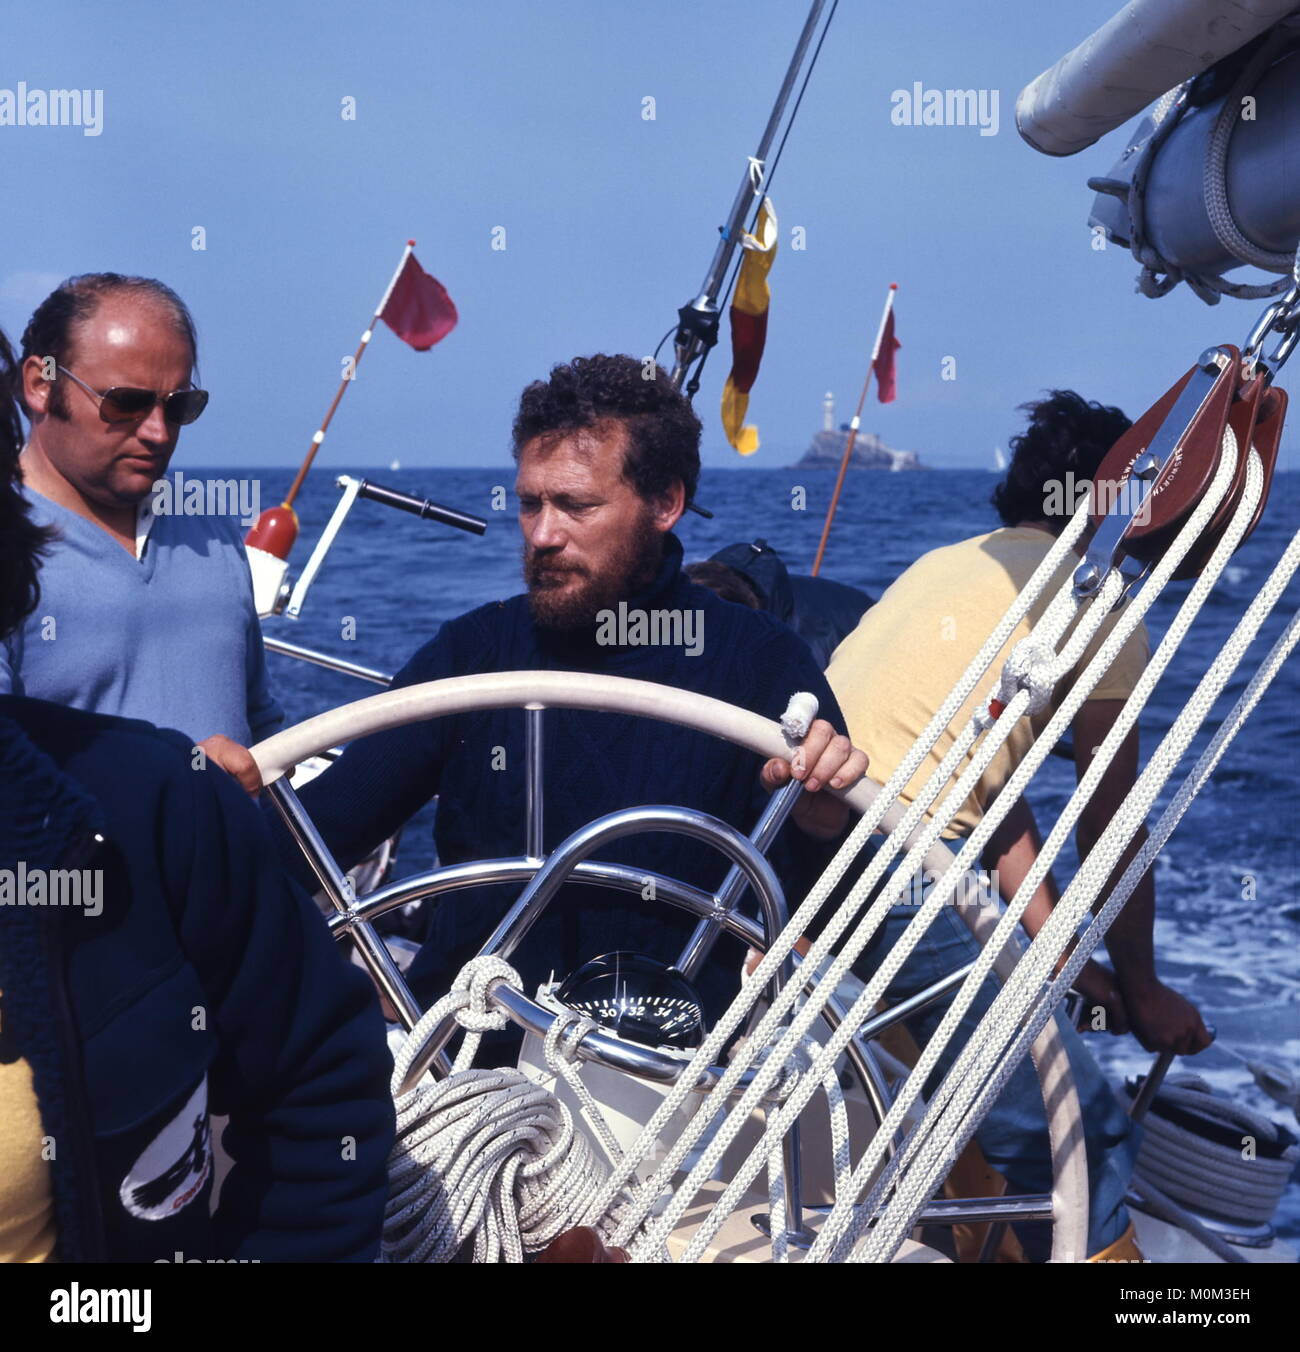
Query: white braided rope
xmin=652 ymin=443 xmax=1233 ymax=1264
xmin=851 ymin=545 xmax=1300 ymax=1261
xmin=832 ymin=445 xmax=1266 ymax=1260
xmin=616 ymin=573 xmax=1114 ymax=1257
xmin=904 ymin=591 xmax=1300 ymax=1256
xmin=541 ymin=1013 xmax=628 ymax=1167
xmin=1203 ymin=28 xmax=1297 ymax=275
xmin=596 ymin=507 xmax=1095 ymax=1242
xmin=381 ymin=957 xmax=617 ymax=1263
xmin=605 ymin=508 xmax=1138 ymax=1256
xmin=646 ymin=586 xmax=1121 ymax=1261
xmin=384 ymin=434 xmax=1291 ymax=1265
xmin=762 ymin=1038 xmax=851 ymax=1264
xmin=633 ymin=439 xmax=1236 ymax=1260
xmin=611 ymin=435 xmax=1246 ymax=1261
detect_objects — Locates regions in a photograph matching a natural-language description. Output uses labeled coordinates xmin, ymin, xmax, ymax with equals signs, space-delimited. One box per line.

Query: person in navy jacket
xmin=0 ymin=326 xmax=394 ymax=1263
xmin=268 ymin=355 xmax=870 ymax=1026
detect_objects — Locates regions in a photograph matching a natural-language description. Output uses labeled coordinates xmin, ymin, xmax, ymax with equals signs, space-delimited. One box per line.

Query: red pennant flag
xmin=380 ymin=252 xmax=458 ymax=351
xmin=872 ymin=307 xmax=900 ymax=404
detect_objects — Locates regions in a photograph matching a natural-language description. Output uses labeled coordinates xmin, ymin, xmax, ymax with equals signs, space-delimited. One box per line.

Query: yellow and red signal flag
xmin=721 ymin=198 xmax=778 ymax=455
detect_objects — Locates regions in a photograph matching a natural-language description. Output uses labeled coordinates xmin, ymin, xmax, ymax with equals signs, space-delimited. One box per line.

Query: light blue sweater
xmin=1 ymin=491 xmax=282 ymax=745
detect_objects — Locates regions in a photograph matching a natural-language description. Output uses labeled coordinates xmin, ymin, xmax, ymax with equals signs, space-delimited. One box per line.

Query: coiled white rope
xmin=1125 ymin=1074 xmax=1300 ymax=1227
xmin=381 ymin=957 xmax=624 ymax=1263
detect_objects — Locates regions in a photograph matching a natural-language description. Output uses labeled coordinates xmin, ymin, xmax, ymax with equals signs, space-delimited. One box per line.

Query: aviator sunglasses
xmin=57 ymin=364 xmax=210 ymax=426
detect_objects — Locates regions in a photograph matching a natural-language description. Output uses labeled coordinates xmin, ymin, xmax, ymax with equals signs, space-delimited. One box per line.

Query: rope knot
xmin=992 ymin=638 xmax=1058 ymax=719
xmin=544 ymin=1011 xmax=600 ymax=1072
xmin=452 ymin=955 xmax=523 ymax=1034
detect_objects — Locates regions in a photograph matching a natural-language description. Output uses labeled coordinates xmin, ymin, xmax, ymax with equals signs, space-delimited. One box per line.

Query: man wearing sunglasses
xmin=0 ymin=325 xmax=394 ymax=1263
xmin=3 ymin=273 xmax=279 ymax=791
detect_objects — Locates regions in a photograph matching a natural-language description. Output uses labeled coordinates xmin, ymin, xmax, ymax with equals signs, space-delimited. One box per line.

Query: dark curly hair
xmin=511 ymin=354 xmax=701 ymax=506
xmin=0 ymin=327 xmax=55 ymax=638
xmin=991 ymin=390 xmax=1131 ymax=533
xmin=20 ymin=272 xmax=199 ymax=419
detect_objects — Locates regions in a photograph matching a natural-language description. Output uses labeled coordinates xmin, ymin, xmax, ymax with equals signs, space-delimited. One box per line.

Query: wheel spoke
xmin=269 ymin=777 xmax=434 ymax=1050
xmin=677 ymin=776 xmax=805 ymax=978
xmin=524 ymin=705 xmax=544 ymax=860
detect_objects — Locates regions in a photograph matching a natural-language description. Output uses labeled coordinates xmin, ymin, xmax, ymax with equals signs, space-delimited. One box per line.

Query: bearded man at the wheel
xmin=265 ymin=354 xmax=869 ymax=1027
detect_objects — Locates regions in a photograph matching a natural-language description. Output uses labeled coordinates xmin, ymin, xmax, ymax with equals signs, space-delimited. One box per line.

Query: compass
xmin=555 ymin=952 xmax=706 ymax=1050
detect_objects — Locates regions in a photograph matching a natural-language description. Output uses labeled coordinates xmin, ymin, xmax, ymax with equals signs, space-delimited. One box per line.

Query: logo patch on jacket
xmin=119 ymin=1076 xmax=212 ymax=1221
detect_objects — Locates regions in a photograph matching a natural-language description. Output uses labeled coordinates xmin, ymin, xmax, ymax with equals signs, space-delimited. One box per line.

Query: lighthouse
xmin=823 ymin=390 xmax=834 ymax=432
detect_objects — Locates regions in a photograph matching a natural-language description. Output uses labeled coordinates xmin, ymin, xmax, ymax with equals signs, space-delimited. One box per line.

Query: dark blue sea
xmin=251 ymin=464 xmax=1300 ymax=1243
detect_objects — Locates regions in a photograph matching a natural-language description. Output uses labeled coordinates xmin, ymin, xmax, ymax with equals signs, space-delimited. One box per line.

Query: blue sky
xmin=1 ymin=0 xmax=1293 ymax=471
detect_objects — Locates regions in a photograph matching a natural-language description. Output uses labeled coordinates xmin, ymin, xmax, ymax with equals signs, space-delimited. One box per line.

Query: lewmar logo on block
xmin=49 ymin=1285 xmax=152 ymax=1333
xmin=0 ymin=83 xmax=104 ymax=136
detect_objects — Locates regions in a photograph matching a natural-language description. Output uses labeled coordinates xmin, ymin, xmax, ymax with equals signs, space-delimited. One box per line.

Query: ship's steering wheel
xmin=251 ymin=671 xmax=1089 ymax=1261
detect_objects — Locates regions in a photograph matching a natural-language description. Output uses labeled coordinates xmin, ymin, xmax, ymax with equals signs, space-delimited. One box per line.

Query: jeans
xmin=860 ymin=901 xmax=1139 ymax=1258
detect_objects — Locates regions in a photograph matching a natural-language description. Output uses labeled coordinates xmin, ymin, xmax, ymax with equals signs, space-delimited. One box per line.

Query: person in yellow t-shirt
xmin=830 ymin=389 xmax=1209 ymax=1055
xmin=827 ymin=390 xmax=1211 ymax=1259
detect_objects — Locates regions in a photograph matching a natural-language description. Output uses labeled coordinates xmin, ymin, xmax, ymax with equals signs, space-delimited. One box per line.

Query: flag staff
xmin=245 ymin=240 xmax=415 ymax=559
xmin=810 ymin=283 xmax=897 ymax=577
xmin=282 ymin=239 xmax=415 ymax=509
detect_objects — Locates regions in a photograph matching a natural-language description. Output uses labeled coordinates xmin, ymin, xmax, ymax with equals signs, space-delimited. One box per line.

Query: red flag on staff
xmin=380 ymin=251 xmax=458 ymax=351
xmin=872 ymin=305 xmax=900 ymax=403
xmin=246 ymin=241 xmax=458 ymax=566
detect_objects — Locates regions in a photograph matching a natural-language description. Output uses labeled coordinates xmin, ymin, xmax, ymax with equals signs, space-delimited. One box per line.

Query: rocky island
xmin=788 ymin=393 xmax=924 ymax=471
xmin=791 ymin=427 xmax=923 ymax=471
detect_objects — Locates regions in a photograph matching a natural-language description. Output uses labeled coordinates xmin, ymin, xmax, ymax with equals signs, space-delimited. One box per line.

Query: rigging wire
xmin=686 ymin=0 xmax=840 ymax=394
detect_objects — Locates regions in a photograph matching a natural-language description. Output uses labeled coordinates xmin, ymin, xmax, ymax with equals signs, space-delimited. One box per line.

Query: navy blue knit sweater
xmin=273 ymin=535 xmax=852 ymax=1021
xmin=0 ymin=697 xmax=394 ymax=1262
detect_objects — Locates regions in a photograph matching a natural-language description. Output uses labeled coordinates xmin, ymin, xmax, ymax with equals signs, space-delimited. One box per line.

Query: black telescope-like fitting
xmin=356 ymin=478 xmax=487 ymax=535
